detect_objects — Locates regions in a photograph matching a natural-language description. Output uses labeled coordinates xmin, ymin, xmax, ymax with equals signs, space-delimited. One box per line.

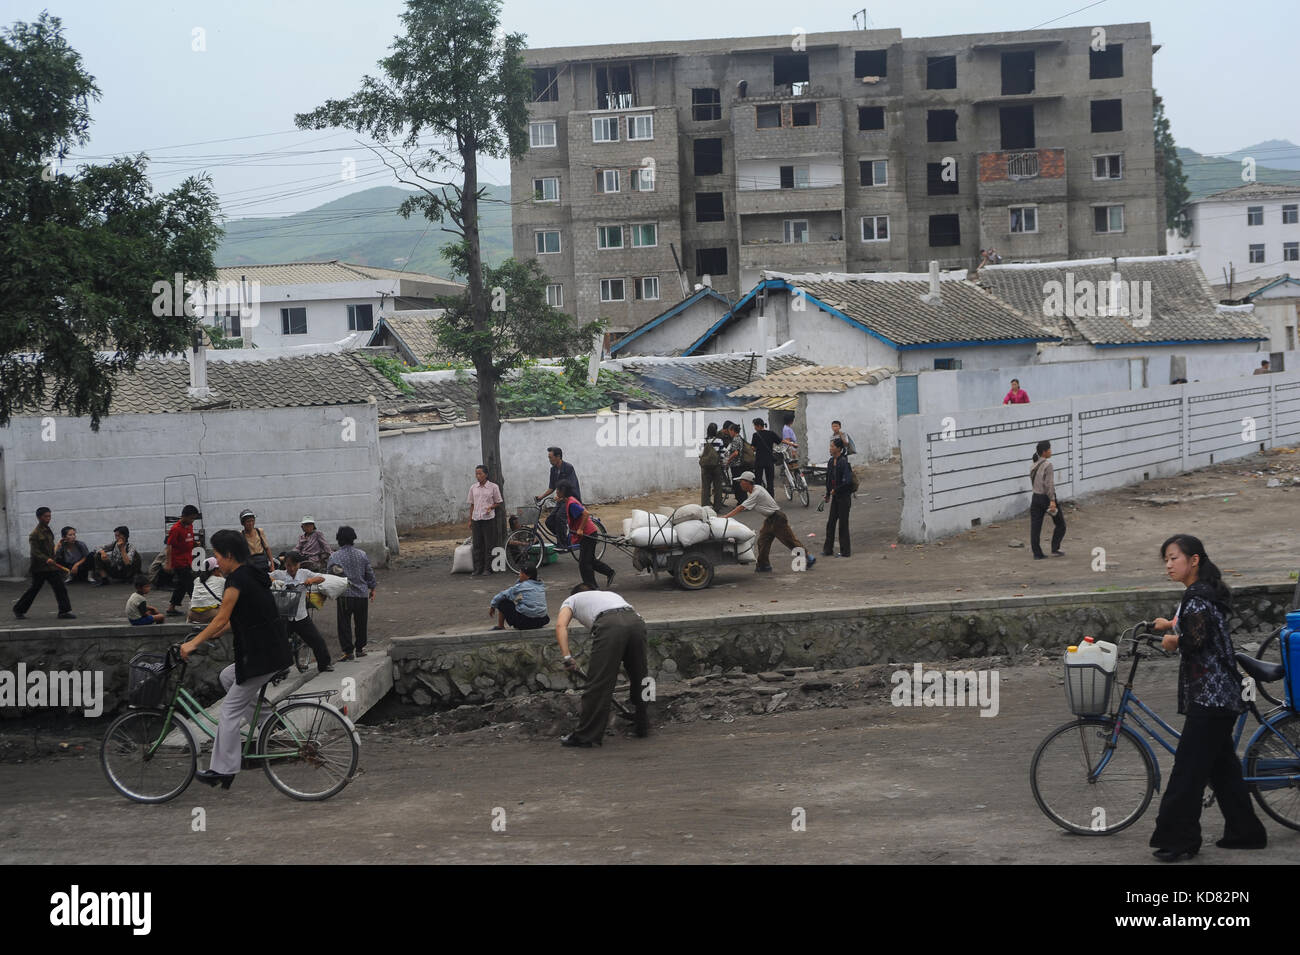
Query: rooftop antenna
xmin=852 ymin=8 xmax=870 ymax=29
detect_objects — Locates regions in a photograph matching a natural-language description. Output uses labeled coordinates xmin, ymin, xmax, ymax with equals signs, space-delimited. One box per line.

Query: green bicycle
xmin=101 ymin=644 xmax=360 ymax=803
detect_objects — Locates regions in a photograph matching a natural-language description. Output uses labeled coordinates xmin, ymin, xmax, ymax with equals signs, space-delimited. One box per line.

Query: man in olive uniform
xmin=13 ymin=507 xmax=75 ymax=620
xmin=555 ymin=584 xmax=649 ymax=747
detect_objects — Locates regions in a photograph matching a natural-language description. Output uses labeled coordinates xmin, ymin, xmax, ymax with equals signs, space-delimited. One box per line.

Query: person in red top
xmin=1002 ymin=378 xmax=1030 ymax=405
xmin=556 ymin=481 xmax=615 ymax=590
xmin=165 ymin=504 xmax=200 ymax=616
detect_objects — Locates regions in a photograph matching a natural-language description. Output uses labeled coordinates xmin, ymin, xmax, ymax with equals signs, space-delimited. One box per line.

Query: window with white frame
xmin=535 ymin=230 xmax=561 ymax=254
xmin=630 ymin=223 xmax=657 ymax=248
xmin=783 ymin=219 xmax=809 ymax=244
xmin=599 ymin=169 xmax=619 ymax=193
xmin=346 ymin=303 xmax=374 ymax=331
xmin=600 ymin=278 xmax=625 ymax=302
xmin=627 ymin=115 xmax=654 ymax=140
xmin=280 ymin=307 xmax=307 ymax=335
xmin=529 ymin=122 xmax=557 ymax=148
xmin=1093 ymin=205 xmax=1124 ymax=233
xmin=859 ymin=159 xmax=887 ymax=187
xmin=1284 ymin=242 xmax=1299 ymax=262
xmin=861 ymin=215 xmax=889 ymax=241
xmin=533 ymin=177 xmax=559 ymax=201
xmin=597 ymin=225 xmax=623 ymax=249
xmin=1093 ymin=154 xmax=1123 ymax=179
xmin=592 ymin=117 xmax=619 ymax=142
xmin=1284 ymin=204 xmax=1299 ymax=225
xmin=1249 ymin=244 xmax=1265 ymax=264
xmin=546 ymin=284 xmax=564 ymax=307
xmin=630 ymin=166 xmax=654 ymax=191
xmin=1009 ymin=206 xmax=1037 ymax=234
xmin=1247 ymin=206 xmax=1264 ymax=226
xmin=635 ymin=276 xmax=660 ymax=300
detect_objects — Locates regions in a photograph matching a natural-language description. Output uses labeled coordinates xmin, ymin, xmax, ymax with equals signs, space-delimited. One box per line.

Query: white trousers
xmin=210 ymin=663 xmax=278 ymax=775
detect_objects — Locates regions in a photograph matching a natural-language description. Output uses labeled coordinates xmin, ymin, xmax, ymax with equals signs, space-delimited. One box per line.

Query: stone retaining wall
xmin=387 ymin=584 xmax=1295 ymax=708
xmin=0 ymin=624 xmax=230 ymax=719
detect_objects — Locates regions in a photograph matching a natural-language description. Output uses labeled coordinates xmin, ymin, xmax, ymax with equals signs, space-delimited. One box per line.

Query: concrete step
xmin=270 ymin=653 xmax=393 ymax=722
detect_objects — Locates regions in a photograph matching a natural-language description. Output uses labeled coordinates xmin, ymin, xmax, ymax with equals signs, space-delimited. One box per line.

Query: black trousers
xmin=492 ymin=599 xmax=549 ymax=630
xmin=578 ymin=535 xmax=615 ymax=589
xmin=572 ymin=608 xmax=649 ymax=744
xmin=823 ymin=492 xmax=852 ymax=556
xmin=1150 ymin=709 xmax=1266 ymax=852
xmin=471 ymin=518 xmax=496 ymax=574
xmin=288 ymin=615 xmax=331 ymax=668
xmin=700 ymin=465 xmax=725 ymax=512
xmin=14 ymin=570 xmax=71 ymax=615
xmin=1029 ymin=492 xmax=1066 ymax=557
xmin=754 ymin=460 xmax=775 ymax=494
xmin=169 ymin=565 xmax=194 ymax=609
xmin=337 ymin=595 xmax=368 ymax=653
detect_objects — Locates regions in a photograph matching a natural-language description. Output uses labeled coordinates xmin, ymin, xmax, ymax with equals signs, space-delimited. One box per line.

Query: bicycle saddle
xmin=1235 ymin=652 xmax=1285 ymax=685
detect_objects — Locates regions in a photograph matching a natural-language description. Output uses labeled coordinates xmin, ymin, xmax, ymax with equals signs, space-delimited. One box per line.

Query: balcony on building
xmin=734 ymin=158 xmax=845 ymax=216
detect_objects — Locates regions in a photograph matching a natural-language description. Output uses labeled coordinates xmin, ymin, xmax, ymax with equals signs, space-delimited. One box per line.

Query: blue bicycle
xmin=1030 ymin=622 xmax=1300 ymax=835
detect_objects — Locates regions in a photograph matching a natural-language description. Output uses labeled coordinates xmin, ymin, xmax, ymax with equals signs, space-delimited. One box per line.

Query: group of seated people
xmin=51 ymin=525 xmax=144 ymax=586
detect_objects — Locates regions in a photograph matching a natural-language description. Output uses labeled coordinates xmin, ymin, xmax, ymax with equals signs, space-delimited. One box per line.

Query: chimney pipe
xmin=921 ymin=260 xmax=942 ymax=305
xmin=187 ymin=328 xmax=211 ymax=400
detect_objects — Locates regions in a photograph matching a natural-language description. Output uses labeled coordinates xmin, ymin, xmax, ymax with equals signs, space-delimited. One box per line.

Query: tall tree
xmin=296 ymin=0 xmax=560 ymax=543
xmin=1154 ymin=92 xmax=1191 ymax=238
xmin=0 ymin=13 xmax=222 ymax=428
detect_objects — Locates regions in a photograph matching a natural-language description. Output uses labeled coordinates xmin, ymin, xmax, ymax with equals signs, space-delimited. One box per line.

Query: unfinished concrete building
xmin=513 ymin=23 xmax=1166 ymax=335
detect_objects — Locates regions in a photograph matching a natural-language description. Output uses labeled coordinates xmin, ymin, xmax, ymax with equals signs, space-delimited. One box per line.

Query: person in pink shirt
xmin=467 ymin=465 xmax=503 ymax=576
xmin=1003 ymin=378 xmax=1030 ymax=405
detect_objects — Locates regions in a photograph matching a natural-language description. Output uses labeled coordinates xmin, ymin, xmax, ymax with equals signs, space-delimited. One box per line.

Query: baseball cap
xmin=301 ymin=516 xmax=316 ymax=525
xmin=239 ymin=508 xmax=255 ymax=521
xmin=737 ymin=471 xmax=757 ymax=483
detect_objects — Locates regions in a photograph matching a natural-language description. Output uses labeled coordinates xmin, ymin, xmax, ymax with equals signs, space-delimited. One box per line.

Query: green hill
xmin=217 ymin=184 xmax=513 ymax=279
xmin=1177 ymin=147 xmax=1298 ymax=201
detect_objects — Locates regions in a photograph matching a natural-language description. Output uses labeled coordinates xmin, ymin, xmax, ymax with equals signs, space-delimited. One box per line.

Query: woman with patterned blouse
xmin=1147 ymin=534 xmax=1267 ymax=861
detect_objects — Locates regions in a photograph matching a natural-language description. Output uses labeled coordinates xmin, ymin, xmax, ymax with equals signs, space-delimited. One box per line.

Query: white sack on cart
xmin=708 ymin=516 xmax=755 ymax=542
xmin=628 ymin=524 xmax=677 ymax=548
xmin=674 ymin=519 xmax=712 ymax=547
xmin=630 ymin=509 xmax=671 ymax=530
xmin=735 ymin=539 xmax=757 ymax=563
xmin=670 ymin=504 xmax=707 ymax=525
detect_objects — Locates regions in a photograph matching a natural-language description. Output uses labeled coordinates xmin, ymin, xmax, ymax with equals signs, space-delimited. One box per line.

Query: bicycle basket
xmin=271 ymin=586 xmax=302 ymax=620
xmin=517 ymin=504 xmax=541 ymax=524
xmin=1063 ymin=658 xmax=1115 ymax=716
xmin=127 ymin=651 xmax=173 ymax=708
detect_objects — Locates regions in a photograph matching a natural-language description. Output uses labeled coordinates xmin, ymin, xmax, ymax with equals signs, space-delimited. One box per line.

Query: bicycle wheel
xmin=1246 ymin=712 xmax=1300 ymax=831
xmin=101 ymin=709 xmax=197 ymax=803
xmin=782 ymin=464 xmax=794 ymax=501
xmin=592 ymin=518 xmax=608 ymax=562
xmin=796 ymin=473 xmax=810 ymax=508
xmin=259 ymin=701 xmax=359 ymax=801
xmin=1256 ymin=630 xmax=1284 ymax=706
xmin=1030 ymin=718 xmax=1156 ymax=835
xmin=504 ymin=529 xmax=543 ymax=572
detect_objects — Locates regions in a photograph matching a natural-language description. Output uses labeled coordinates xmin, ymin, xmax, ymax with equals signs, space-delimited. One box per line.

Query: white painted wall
xmin=1184 ymin=198 xmax=1300 ymax=289
xmin=1035 ymin=341 xmax=1262 ymax=370
xmin=380 ymin=406 xmax=739 ymax=529
xmin=899 ymin=369 xmax=1300 ymax=541
xmin=614 ymin=296 xmax=730 ymax=355
xmin=195 ymin=279 xmax=396 ymax=349
xmin=0 ymin=405 xmax=385 ymax=576
xmin=898 ymin=343 xmax=1039 ymax=372
xmin=803 ymin=378 xmax=898 ymax=464
xmin=1246 ymin=295 xmax=1299 ymax=353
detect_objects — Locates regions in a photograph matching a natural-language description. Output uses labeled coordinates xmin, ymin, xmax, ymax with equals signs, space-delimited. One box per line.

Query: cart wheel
xmin=674 ymin=551 xmax=714 ymax=590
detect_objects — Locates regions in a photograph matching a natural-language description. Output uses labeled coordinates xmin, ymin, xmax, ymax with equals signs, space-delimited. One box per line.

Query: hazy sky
xmin=13 ymin=0 xmax=1298 ymax=222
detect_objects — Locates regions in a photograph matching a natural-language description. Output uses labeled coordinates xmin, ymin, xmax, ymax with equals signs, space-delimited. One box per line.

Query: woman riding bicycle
xmin=179 ymin=528 xmax=292 ymax=789
xmin=1147 ymin=533 xmax=1267 ymax=861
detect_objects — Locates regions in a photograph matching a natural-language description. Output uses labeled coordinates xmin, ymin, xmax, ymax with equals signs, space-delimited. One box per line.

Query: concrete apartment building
xmin=513 ymin=23 xmax=1167 ymax=335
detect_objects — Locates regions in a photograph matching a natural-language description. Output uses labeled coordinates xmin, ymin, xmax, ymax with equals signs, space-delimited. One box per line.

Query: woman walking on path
xmin=556 ymin=481 xmax=615 ymax=591
xmin=1147 ymin=534 xmax=1267 ymax=861
xmin=1028 ymin=440 xmax=1065 ymax=559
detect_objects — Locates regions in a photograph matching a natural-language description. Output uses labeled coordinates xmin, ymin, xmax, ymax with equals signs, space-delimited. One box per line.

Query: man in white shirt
xmin=554 ymin=584 xmax=649 ymax=747
xmin=721 ymin=471 xmax=816 ymax=574
xmin=271 ymin=550 xmax=333 ymax=673
xmin=467 ymin=464 xmax=504 ymax=576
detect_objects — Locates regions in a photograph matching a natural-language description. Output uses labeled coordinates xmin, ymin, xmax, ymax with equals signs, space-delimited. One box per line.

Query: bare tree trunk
xmin=461 ymin=144 xmax=508 ymax=549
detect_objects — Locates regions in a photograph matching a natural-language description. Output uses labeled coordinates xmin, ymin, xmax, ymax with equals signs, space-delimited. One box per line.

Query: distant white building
xmin=1168 ymin=183 xmax=1300 ymax=290
xmin=193 ymin=260 xmax=462 ymax=349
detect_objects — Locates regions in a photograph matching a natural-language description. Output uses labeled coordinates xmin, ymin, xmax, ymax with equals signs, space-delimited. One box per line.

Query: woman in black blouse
xmin=1148 ymin=534 xmax=1267 ymax=861
xmin=180 ymin=529 xmax=292 ymax=789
